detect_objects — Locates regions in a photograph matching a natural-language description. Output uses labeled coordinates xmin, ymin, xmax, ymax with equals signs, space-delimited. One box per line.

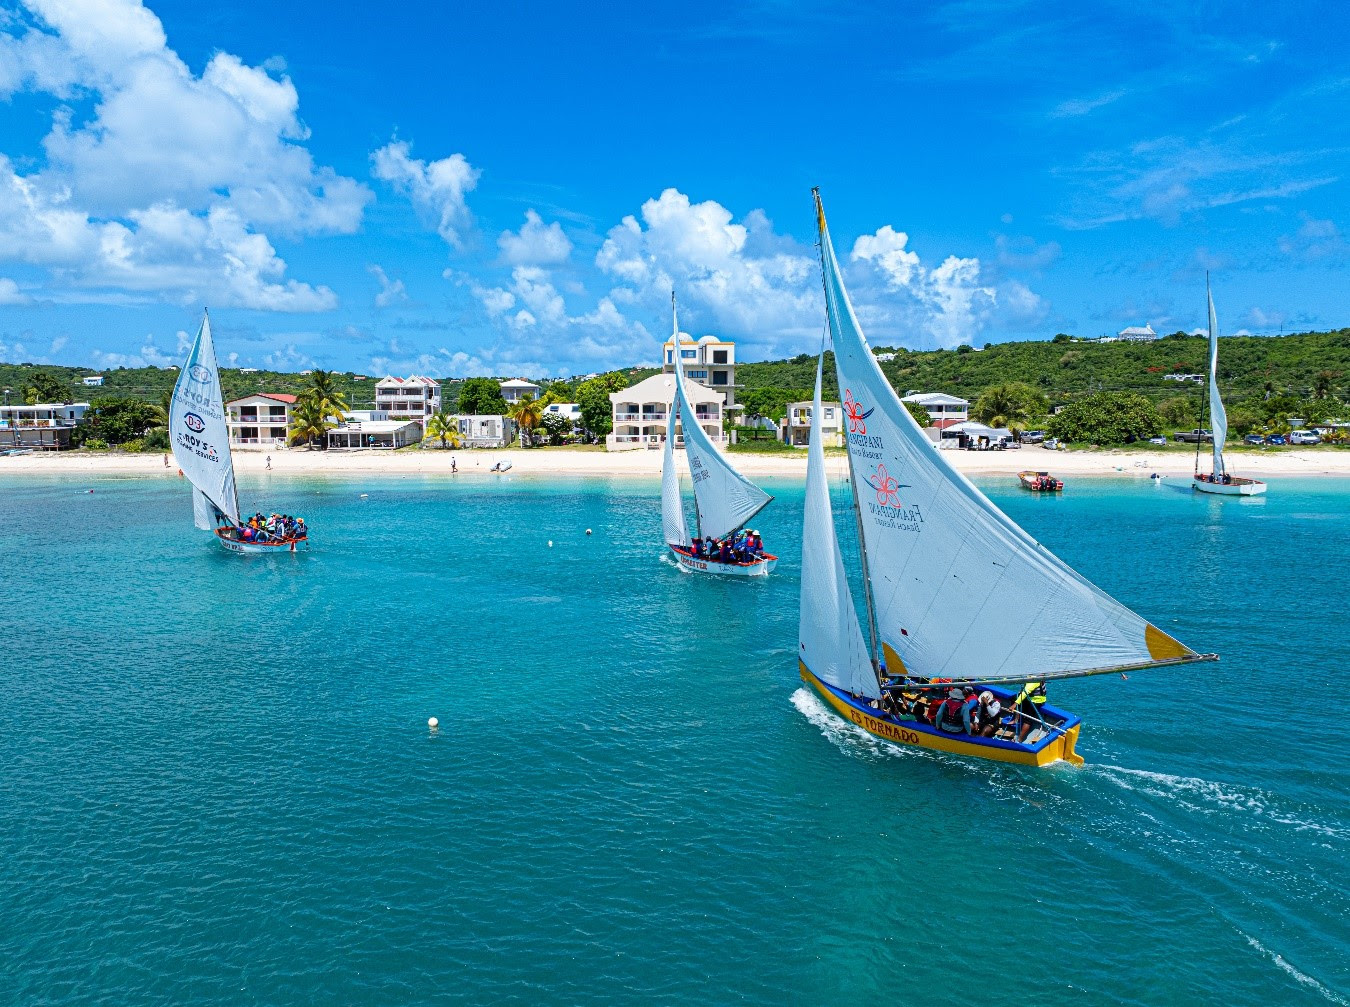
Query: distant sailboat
xmin=1193 ymin=279 xmax=1266 ymax=496
xmin=170 ymin=311 xmax=309 ymax=554
xmin=799 ymin=190 xmax=1216 ymax=767
xmin=662 ymin=294 xmax=777 ymax=577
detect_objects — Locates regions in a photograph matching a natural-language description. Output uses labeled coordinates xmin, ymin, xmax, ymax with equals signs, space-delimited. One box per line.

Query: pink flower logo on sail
xmin=843 ymin=389 xmax=873 ymax=434
xmin=868 ymin=463 xmax=906 ymax=507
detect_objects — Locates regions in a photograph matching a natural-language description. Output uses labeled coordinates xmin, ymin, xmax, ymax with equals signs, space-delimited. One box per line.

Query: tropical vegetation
xmin=1046 ymin=392 xmax=1164 ymax=445
xmin=288 ymin=369 xmax=349 ymax=448
xmin=506 ymin=394 xmax=545 ymax=446
xmin=424 ymin=407 xmax=464 ymax=448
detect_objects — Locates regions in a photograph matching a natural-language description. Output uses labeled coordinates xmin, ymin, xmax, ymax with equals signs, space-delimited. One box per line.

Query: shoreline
xmin=3 ymin=445 xmax=1349 ymax=480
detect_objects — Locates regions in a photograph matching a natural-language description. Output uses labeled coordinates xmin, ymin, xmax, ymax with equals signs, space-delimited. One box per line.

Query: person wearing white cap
xmin=976 ymin=690 xmax=1003 ymax=738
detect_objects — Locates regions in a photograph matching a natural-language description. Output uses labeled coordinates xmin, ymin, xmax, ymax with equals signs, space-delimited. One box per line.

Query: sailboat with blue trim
xmin=799 ymin=190 xmax=1216 ymax=767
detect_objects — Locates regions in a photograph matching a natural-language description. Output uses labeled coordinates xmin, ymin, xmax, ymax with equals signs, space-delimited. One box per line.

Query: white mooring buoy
xmin=585 ymin=528 xmax=592 ymax=536
xmin=428 ymin=716 xmax=439 ymax=729
xmin=548 ymin=540 xmax=553 ymax=547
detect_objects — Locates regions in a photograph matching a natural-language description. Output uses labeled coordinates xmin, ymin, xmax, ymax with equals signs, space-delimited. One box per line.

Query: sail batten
xmin=670 ymin=301 xmax=772 ymax=541
xmin=170 ymin=313 xmax=239 ymax=528
xmin=813 ymin=191 xmax=1199 ymax=682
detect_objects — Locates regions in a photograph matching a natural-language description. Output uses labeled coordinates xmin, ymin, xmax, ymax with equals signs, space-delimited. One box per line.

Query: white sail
xmin=814 ymin=192 xmax=1197 ymax=682
xmin=170 ymin=313 xmax=239 ymax=528
xmin=192 ymin=486 xmax=213 ymax=531
xmin=1206 ymin=283 xmax=1227 ymax=478
xmin=670 ymin=304 xmax=772 ymax=541
xmin=800 ymin=354 xmax=879 ymax=699
xmin=661 ymin=391 xmax=689 ymax=547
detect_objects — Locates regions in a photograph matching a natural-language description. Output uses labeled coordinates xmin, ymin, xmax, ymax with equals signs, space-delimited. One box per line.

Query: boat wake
xmin=790 ymin=688 xmax=917 ymax=763
xmin=658 ymin=551 xmax=691 ymax=573
xmin=1094 ymin=765 xmax=1348 ymax=840
xmin=1237 ymin=929 xmax=1348 ymax=1005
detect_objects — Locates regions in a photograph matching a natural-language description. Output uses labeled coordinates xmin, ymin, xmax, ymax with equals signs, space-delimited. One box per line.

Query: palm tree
xmin=973 ymin=383 xmax=1046 ymax=438
xmin=289 ymin=396 xmax=335 ymax=449
xmin=425 ymin=407 xmax=463 ymax=449
xmin=506 ymin=394 xmax=545 ymax=447
xmin=302 ymin=369 xmax=349 ymax=421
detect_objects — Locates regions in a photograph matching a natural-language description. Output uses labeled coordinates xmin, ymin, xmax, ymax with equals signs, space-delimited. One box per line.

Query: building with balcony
xmin=375 ymin=375 xmax=441 ymax=424
xmin=607 ymin=373 xmax=725 ymax=451
xmin=326 ymin=417 xmax=423 ymax=450
xmin=900 ymin=391 xmax=970 ymax=431
xmin=82 ymin=375 xmax=104 ymax=387
xmin=662 ymin=334 xmax=738 ymax=410
xmin=225 ymin=393 xmax=296 ymax=447
xmin=499 ymin=378 xmax=542 ymax=403
xmin=779 ymin=400 xmax=844 ymax=448
xmin=0 ymin=402 xmax=89 ymax=449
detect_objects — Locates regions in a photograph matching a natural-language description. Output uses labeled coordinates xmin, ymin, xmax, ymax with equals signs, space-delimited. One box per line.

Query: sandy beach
xmin=3 ymin=444 xmax=1347 ymax=480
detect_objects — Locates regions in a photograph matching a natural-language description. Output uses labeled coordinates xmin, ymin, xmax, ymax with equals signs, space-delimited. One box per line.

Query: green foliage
xmin=904 ymin=400 xmax=931 ymax=427
xmin=143 ymin=428 xmax=170 ymax=451
xmin=739 ymin=386 xmax=812 ymax=422
xmin=83 ymin=437 xmax=108 ymax=450
xmin=539 ymin=411 xmax=573 ymax=445
xmin=82 ymin=396 xmax=161 ymax=444
xmin=506 ymin=394 xmax=544 ymax=445
xmin=1158 ymin=395 xmax=1198 ymax=428
xmin=576 ymin=371 xmax=630 ymax=437
xmin=22 ymin=370 xmax=71 ymax=404
xmin=288 ymin=397 xmax=334 ymax=447
xmin=1228 ymin=407 xmax=1261 ymax=436
xmin=424 ymin=408 xmax=463 ymax=448
xmin=1047 ymin=392 xmax=1163 ymax=445
xmin=458 ymin=377 xmax=508 ymax=415
xmin=972 ymin=382 xmax=1047 ymax=430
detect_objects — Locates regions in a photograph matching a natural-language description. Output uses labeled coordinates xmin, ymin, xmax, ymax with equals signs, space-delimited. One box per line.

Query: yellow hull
xmin=800 ymin=663 xmax=1084 ymax=768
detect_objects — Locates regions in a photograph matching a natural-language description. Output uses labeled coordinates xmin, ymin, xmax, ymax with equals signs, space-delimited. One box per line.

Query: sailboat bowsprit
xmin=800 ymin=190 xmax=1217 ymax=767
xmin=662 ymin=294 xmax=777 ymax=577
xmin=171 ymin=311 xmax=309 ymax=554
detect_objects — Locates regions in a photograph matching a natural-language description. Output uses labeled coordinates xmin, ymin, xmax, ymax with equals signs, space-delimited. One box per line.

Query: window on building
xmin=687 ymin=369 xmax=708 ymax=380
xmin=713 ymin=350 xmax=728 ymax=364
xmin=711 ymin=371 xmax=728 ymax=385
xmin=681 ymin=350 xmax=697 ymax=359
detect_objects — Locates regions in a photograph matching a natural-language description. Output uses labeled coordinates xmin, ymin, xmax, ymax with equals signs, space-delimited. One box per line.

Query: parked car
xmin=1243 ymin=434 xmax=1266 ymax=445
xmin=1147 ymin=436 xmax=1168 ymax=445
xmin=1042 ymin=437 xmax=1061 ymax=450
xmin=1020 ymin=430 xmax=1046 ymax=444
xmin=1265 ymin=434 xmax=1287 ymax=446
xmin=1290 ymin=430 xmax=1321 ymax=445
xmin=1173 ymin=429 xmax=1214 ymax=443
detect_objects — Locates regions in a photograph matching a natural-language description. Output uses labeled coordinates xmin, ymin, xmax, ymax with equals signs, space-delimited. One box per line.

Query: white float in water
xmin=548 ymin=540 xmax=553 ymax=547
xmin=585 ymin=528 xmax=592 ymax=535
xmin=428 ymin=716 xmax=439 ymax=729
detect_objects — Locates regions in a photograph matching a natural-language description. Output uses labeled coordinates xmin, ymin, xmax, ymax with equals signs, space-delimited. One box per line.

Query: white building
xmin=82 ymin=375 xmax=104 ymax=387
xmin=327 ymin=417 xmax=423 ymax=450
xmin=0 ymin=402 xmax=89 ymax=449
xmin=454 ymin=414 xmax=515 ymax=448
xmin=901 ymin=391 xmax=970 ymax=430
xmin=1163 ymin=373 xmax=1204 ymax=384
xmin=1117 ymin=325 xmax=1158 ymax=342
xmin=375 ymin=375 xmax=441 ymax=424
xmin=543 ymin=402 xmax=582 ymax=428
xmin=607 ymin=372 xmax=725 ymax=451
xmin=499 ymin=378 xmax=542 ymax=403
xmin=874 ymin=352 xmax=896 ymax=363
xmin=662 ymin=334 xmax=738 ymax=410
xmin=780 ymin=401 xmax=844 ymax=447
xmin=225 ymin=393 xmax=296 ymax=447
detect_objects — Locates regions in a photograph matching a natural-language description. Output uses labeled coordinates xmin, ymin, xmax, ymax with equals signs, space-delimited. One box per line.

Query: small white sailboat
xmin=170 ymin=311 xmax=309 ymax=554
xmin=662 ymin=295 xmax=777 ymax=577
xmin=1193 ymin=279 xmax=1265 ymax=496
xmin=799 ymin=190 xmax=1216 ymax=767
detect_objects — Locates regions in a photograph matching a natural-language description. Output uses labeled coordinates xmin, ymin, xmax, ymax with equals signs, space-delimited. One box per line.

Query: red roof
xmin=226 ymin=393 xmax=298 ymax=405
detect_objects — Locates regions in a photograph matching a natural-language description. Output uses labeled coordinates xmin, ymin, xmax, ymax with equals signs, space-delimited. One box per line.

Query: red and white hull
xmin=670 ymin=545 xmax=776 ymax=578
xmin=1192 ymin=475 xmax=1266 ymax=496
xmin=215 ymin=528 xmax=309 ymax=554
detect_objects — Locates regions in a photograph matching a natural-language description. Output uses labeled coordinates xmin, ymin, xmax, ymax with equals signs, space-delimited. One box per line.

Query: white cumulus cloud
xmin=368 ymin=264 xmax=407 ymax=308
xmin=497 ymin=210 xmax=572 ymax=266
xmin=0 ymin=276 xmax=31 ymax=304
xmin=371 ymin=139 xmax=479 ymax=249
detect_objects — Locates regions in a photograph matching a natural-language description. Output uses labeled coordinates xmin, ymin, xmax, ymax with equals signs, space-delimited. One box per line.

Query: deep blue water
xmin=1 ymin=471 xmax=1347 ymax=1006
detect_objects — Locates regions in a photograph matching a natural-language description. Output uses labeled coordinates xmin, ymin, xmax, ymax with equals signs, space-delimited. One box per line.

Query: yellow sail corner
xmin=1145 ymin=623 xmax=1192 ymax=661
xmin=881 ymin=641 xmax=908 ymax=678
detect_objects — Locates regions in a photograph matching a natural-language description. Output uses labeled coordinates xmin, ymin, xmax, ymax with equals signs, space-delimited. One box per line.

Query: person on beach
xmin=266 ymin=455 xmax=272 ymax=470
xmin=163 ymin=453 xmax=170 ymax=468
xmin=451 ymin=456 xmax=457 ymax=473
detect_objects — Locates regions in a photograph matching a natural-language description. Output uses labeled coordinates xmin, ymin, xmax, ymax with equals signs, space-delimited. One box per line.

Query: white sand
xmin=3 ymin=444 xmax=1347 ymax=481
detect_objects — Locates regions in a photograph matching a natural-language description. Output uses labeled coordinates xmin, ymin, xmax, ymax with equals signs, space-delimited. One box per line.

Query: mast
xmin=1194 ymin=278 xmax=1209 ymax=477
xmin=812 ymin=187 xmax=882 ymax=676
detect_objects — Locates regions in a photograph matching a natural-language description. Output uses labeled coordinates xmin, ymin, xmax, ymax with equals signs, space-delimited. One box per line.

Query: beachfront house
xmin=662 ymin=334 xmax=739 ymax=412
xmin=454 ymin=414 xmax=515 ymax=448
xmin=901 ymin=392 xmax=970 ymax=430
xmin=225 ymin=393 xmax=296 ymax=447
xmin=326 ymin=412 xmax=423 ymax=449
xmin=499 ymin=378 xmax=542 ymax=403
xmin=607 ymin=373 xmax=726 ymax=451
xmin=375 ymin=376 xmax=441 ymax=425
xmin=543 ymin=402 xmax=582 ymax=432
xmin=779 ymin=401 xmax=844 ymax=447
xmin=82 ymin=375 xmax=104 ymax=387
xmin=0 ymin=402 xmax=89 ymax=449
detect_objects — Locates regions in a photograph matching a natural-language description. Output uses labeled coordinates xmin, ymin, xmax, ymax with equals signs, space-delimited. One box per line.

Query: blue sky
xmin=0 ymin=0 xmax=1347 ymax=377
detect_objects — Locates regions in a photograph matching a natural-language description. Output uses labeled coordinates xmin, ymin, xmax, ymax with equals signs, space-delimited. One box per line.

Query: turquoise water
xmin=1 ymin=471 xmax=1347 ymax=1005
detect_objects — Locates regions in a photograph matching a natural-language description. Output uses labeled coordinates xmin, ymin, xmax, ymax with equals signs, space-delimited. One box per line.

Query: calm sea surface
xmin=1 ymin=469 xmax=1347 ymax=1005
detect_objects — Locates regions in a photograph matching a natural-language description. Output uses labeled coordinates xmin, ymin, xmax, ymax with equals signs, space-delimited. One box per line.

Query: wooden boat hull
xmin=799 ymin=662 xmax=1084 ymax=768
xmin=215 ymin=528 xmax=308 ymax=554
xmin=1192 ymin=476 xmax=1265 ymax=496
xmin=670 ymin=545 xmax=777 ymax=577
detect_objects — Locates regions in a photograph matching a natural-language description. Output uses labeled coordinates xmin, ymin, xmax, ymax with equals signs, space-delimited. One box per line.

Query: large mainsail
xmin=170 ymin=312 xmax=240 ymax=528
xmin=800 ymin=354 xmax=879 ymax=699
xmin=1205 ymin=282 xmax=1227 ymax=479
xmin=670 ymin=301 xmax=772 ymax=541
xmin=814 ymin=190 xmax=1199 ymax=682
xmin=661 ymin=388 xmax=689 ymax=547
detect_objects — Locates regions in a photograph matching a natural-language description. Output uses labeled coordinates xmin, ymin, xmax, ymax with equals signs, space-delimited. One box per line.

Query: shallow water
xmin=1 ymin=471 xmax=1346 ymax=1005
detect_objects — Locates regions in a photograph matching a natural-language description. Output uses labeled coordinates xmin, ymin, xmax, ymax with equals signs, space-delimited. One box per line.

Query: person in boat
xmin=934 ymin=687 xmax=972 ymax=734
xmin=975 ymin=690 xmax=1003 ymax=738
xmin=1014 ymin=680 xmax=1048 ymax=742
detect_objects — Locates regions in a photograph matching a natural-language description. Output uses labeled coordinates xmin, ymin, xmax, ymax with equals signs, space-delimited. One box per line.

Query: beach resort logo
xmin=188 ymin=364 xmax=212 ymax=383
xmin=863 ymin=462 xmax=924 ymax=534
xmin=183 ymin=412 xmax=206 ymax=433
xmin=843 ymin=389 xmax=873 ymax=435
xmin=866 ymin=463 xmax=907 ymax=508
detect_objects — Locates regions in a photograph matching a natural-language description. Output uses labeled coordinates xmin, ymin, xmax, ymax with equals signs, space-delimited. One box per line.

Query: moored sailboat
xmin=170 ymin=311 xmax=309 ymax=554
xmin=1193 ymin=279 xmax=1266 ymax=497
xmin=800 ymin=190 xmax=1216 ymax=767
xmin=662 ymin=295 xmax=777 ymax=577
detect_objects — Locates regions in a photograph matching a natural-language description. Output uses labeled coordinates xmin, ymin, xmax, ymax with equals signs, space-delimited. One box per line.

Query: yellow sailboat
xmin=799 ymin=190 xmax=1217 ymax=767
